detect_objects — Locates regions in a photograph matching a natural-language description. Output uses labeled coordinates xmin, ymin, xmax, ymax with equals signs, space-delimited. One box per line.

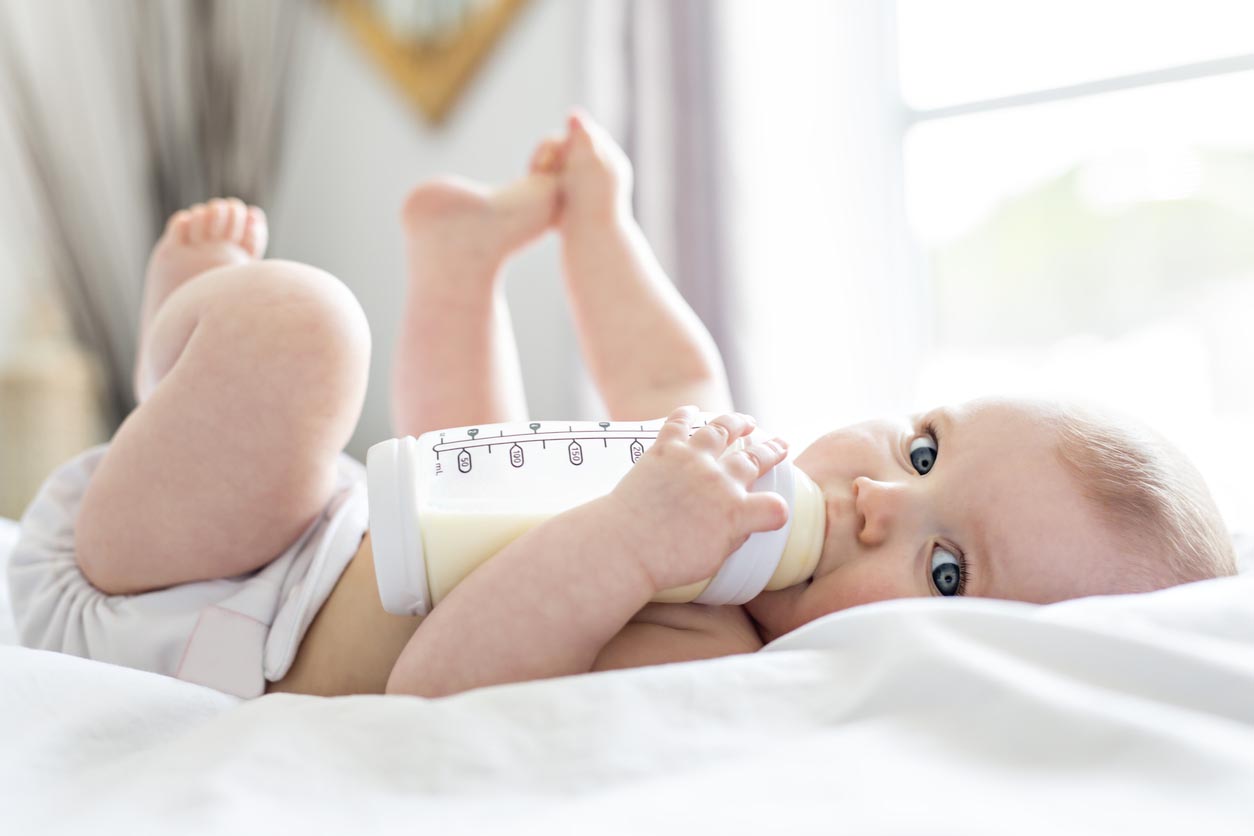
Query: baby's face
xmin=746 ymin=397 xmax=1125 ymax=641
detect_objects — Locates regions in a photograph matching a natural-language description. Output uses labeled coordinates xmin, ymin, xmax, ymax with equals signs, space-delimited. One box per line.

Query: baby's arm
xmin=385 ymin=408 xmax=788 ymax=697
xmin=385 ymin=494 xmax=654 ymax=697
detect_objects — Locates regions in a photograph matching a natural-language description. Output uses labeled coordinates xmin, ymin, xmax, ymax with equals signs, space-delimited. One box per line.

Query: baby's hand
xmin=606 ymin=406 xmax=791 ymax=593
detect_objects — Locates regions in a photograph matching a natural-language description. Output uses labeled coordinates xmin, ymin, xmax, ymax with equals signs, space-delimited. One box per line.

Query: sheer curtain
xmin=582 ymin=0 xmax=924 ymax=443
xmin=0 ymin=0 xmax=309 ymax=426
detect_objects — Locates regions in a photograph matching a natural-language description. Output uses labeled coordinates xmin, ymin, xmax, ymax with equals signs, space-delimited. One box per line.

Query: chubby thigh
xmin=76 ymin=260 xmax=371 ymax=597
xmin=268 ymin=534 xmax=423 ymax=696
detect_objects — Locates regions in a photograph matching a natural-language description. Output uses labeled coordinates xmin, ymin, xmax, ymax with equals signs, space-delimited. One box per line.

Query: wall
xmin=272 ymin=0 xmax=585 ymax=460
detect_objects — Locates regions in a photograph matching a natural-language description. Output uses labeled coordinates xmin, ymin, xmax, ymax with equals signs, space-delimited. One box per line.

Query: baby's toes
xmin=565 ymin=111 xmax=631 ymax=179
xmin=164 ymin=209 xmax=193 ymax=245
xmin=567 ymin=111 xmax=621 ymax=159
xmin=223 ymin=197 xmax=248 ymax=243
xmin=529 ymin=136 xmax=565 ymax=174
xmin=184 ymin=203 xmax=209 ymax=244
xmin=240 ymin=206 xmax=268 ymax=258
xmin=205 ymin=198 xmax=234 ymax=240
xmin=565 ymin=112 xmax=596 ymax=159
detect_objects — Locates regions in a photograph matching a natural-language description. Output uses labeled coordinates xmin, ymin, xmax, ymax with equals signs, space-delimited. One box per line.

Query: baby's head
xmin=746 ymin=397 xmax=1237 ymax=640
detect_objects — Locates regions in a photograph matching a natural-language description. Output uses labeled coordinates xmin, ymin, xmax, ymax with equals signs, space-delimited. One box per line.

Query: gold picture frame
xmin=332 ymin=0 xmax=531 ymax=125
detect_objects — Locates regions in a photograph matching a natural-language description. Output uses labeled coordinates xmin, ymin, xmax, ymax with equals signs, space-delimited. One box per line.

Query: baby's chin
xmin=744 ymin=583 xmax=811 ymax=644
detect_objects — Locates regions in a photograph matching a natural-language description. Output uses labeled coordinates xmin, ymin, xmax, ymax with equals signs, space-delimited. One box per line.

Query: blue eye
xmin=909 ymin=434 xmax=937 ymax=475
xmin=931 ymin=546 xmax=964 ymax=596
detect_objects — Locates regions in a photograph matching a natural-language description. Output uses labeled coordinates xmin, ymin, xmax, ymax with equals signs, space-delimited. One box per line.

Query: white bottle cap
xmin=366 ymin=437 xmax=433 ymax=616
xmin=692 ymin=460 xmax=796 ymax=606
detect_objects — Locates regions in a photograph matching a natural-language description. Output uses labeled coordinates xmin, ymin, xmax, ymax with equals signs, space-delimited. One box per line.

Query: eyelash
xmin=934 ymin=543 xmax=971 ymax=597
xmin=917 ymin=419 xmax=969 ymax=597
xmin=921 ymin=419 xmax=941 ymax=451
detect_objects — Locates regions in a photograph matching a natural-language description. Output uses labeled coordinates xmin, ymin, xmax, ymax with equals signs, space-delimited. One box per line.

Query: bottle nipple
xmin=763 ymin=465 xmax=826 ymax=590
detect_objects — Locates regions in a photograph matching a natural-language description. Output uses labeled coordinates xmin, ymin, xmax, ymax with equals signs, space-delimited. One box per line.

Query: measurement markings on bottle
xmin=429 ymin=422 xmax=709 ymax=473
xmin=432 ymin=429 xmax=661 ymax=453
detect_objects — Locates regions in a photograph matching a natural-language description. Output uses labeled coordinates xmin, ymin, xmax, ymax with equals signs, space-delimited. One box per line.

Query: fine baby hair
xmin=1050 ymin=402 xmax=1237 ymax=588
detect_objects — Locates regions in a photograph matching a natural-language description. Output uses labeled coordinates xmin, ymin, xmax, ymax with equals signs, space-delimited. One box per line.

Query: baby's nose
xmin=853 ymin=476 xmax=909 ymax=546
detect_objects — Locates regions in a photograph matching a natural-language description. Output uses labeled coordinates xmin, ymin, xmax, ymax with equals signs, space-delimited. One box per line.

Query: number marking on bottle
xmin=458 ymin=449 xmax=472 ymax=473
xmin=568 ymin=441 xmax=583 ymax=465
xmin=510 ymin=443 xmax=524 ymax=468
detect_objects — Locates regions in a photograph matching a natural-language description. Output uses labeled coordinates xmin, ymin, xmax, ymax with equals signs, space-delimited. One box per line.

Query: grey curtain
xmin=0 ymin=0 xmax=310 ymax=427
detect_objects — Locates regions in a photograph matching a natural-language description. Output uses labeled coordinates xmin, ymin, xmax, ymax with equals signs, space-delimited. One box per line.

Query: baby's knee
xmin=239 ymin=259 xmax=367 ymax=336
xmin=191 ymin=260 xmax=371 ymax=404
xmin=224 ymin=260 xmax=368 ymax=360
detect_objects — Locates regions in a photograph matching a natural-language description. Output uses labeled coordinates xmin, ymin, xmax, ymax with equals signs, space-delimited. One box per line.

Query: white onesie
xmin=6 ymin=446 xmax=369 ymax=698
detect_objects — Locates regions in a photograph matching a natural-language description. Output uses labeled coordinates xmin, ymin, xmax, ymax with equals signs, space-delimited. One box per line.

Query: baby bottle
xmin=366 ymin=414 xmax=827 ymax=616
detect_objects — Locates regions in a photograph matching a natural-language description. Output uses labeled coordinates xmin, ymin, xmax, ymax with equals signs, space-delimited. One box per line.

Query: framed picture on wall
xmin=332 ymin=0 xmax=531 ymax=124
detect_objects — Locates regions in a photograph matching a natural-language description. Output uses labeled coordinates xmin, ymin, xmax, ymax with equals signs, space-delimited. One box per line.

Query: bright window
xmin=898 ymin=0 xmax=1254 ymax=109
xmin=896 ymin=1 xmax=1254 ymax=522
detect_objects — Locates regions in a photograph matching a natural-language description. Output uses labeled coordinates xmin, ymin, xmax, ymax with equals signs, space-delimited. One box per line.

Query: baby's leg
xmin=553 ymin=112 xmax=733 ymax=420
xmin=75 ymin=200 xmax=370 ymax=595
xmin=390 ymin=174 xmax=557 ymax=437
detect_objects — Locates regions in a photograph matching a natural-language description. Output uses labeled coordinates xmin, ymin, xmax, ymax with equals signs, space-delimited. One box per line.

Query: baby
xmin=8 ymin=112 xmax=1237 ymax=700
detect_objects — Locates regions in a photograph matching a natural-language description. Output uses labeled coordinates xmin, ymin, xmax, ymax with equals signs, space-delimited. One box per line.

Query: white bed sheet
xmin=3 ymin=516 xmax=1254 ymax=833
xmin=0 ymin=517 xmax=18 ymax=645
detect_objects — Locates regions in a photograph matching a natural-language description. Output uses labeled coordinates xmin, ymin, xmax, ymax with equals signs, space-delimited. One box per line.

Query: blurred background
xmin=0 ymin=0 xmax=1251 ymax=532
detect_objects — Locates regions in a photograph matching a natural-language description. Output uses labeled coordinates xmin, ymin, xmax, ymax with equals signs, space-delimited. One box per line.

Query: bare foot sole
xmin=400 ymin=174 xmax=558 ymax=279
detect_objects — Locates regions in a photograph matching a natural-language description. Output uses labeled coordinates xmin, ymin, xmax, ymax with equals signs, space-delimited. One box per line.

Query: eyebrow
xmin=931 ymin=408 xmax=997 ymax=596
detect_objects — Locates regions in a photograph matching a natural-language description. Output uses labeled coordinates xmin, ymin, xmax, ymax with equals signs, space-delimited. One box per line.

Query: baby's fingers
xmin=656 ymin=405 xmax=700 ymax=444
xmin=690 ymin=412 xmax=756 ymax=455
xmin=723 ymin=437 xmax=789 ymax=484
xmin=742 ymin=491 xmax=790 ymax=534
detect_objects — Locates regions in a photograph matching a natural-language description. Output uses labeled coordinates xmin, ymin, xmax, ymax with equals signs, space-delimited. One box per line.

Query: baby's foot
xmin=400 ymin=174 xmax=557 ymax=285
xmin=555 ymin=110 xmax=634 ymax=231
xmin=141 ymin=198 xmax=268 ymax=336
xmin=528 ymin=132 xmax=566 ymax=177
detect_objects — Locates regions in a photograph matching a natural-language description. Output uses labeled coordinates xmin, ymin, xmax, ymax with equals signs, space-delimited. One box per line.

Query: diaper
xmin=6 ymin=445 xmax=369 ymax=699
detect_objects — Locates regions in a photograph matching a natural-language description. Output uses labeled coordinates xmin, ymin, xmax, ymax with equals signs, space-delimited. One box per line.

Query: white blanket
xmin=3 ymin=515 xmax=1254 ymax=833
xmin=0 ymin=517 xmax=16 ymax=646
xmin=3 ymin=539 xmax=1254 ymax=834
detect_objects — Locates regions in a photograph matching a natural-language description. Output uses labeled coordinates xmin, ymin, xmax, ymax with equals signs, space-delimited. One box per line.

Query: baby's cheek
xmin=808 ymin=564 xmax=913 ymax=616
